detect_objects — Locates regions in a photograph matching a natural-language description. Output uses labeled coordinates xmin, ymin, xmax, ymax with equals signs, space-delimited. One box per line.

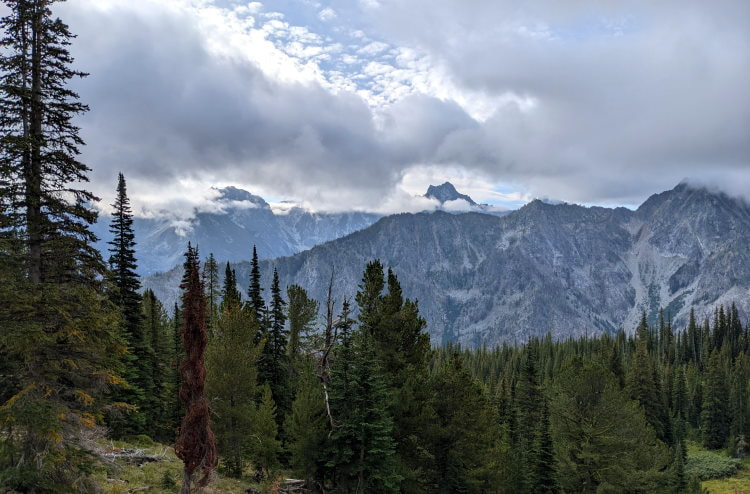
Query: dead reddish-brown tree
xmin=175 ymin=244 xmax=217 ymax=493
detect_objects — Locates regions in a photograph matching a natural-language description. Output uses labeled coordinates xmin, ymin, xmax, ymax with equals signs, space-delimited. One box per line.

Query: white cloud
xmin=318 ymin=7 xmax=337 ymax=21
xmin=48 ymin=0 xmax=750 ymax=217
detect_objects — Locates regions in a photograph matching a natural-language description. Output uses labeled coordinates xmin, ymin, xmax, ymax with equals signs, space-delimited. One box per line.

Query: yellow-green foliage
xmin=686 ymin=450 xmax=742 ymax=480
xmin=93 ymin=440 xmax=260 ymax=493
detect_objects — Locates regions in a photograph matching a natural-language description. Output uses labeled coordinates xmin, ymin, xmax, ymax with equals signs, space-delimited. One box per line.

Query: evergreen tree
xmin=326 ymin=328 xmax=401 ymax=493
xmin=205 ymin=301 xmax=262 ymax=477
xmin=249 ymin=384 xmax=282 ymax=478
xmin=636 ymin=311 xmax=651 ymax=350
xmin=202 ymin=253 xmax=219 ymax=328
xmin=264 ymin=268 xmax=291 ymax=420
xmin=142 ymin=289 xmax=174 ymax=441
xmin=607 ymin=342 xmax=625 ymax=388
xmin=516 ymin=340 xmax=543 ymax=490
xmin=171 ymin=302 xmax=184 ymax=433
xmin=287 ymin=284 xmax=319 ymax=359
xmin=248 ymin=245 xmax=264 ymax=321
xmin=284 ymin=361 xmax=328 ymax=484
xmin=0 ymin=0 xmax=99 ymax=284
xmin=175 ymin=244 xmax=217 ymax=493
xmin=108 ymin=173 xmax=141 ymax=315
xmin=431 ymin=353 xmax=504 ymax=493
xmin=0 ymin=2 xmax=122 ymax=489
xmin=531 ymin=399 xmax=558 ymax=494
xmin=107 ymin=172 xmax=151 ymax=437
xmin=627 ymin=340 xmax=669 ymax=442
xmin=671 ymin=439 xmax=687 ymax=493
xmin=220 ymin=262 xmax=241 ymax=310
xmin=354 ymin=262 xmax=436 ymax=491
xmin=702 ymin=349 xmax=730 ymax=449
xmin=729 ymin=353 xmax=750 ymax=457
xmin=551 ymin=360 xmax=670 ymax=494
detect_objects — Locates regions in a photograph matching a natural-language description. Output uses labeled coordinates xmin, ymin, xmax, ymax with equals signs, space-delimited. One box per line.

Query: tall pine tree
xmin=107 ymin=172 xmax=152 ymax=437
xmin=248 ymin=245 xmax=264 ymax=322
xmin=701 ymin=349 xmax=730 ymax=449
xmin=325 ymin=327 xmax=401 ymax=493
xmin=205 ymin=299 xmax=262 ymax=477
xmin=264 ymin=268 xmax=291 ymax=421
xmin=0 ymin=1 xmax=123 ymax=488
xmin=202 ymin=253 xmax=219 ymax=328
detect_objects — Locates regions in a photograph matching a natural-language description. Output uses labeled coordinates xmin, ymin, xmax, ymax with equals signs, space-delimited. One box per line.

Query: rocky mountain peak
xmin=215 ymin=186 xmax=269 ymax=208
xmin=425 ymin=182 xmax=477 ymax=206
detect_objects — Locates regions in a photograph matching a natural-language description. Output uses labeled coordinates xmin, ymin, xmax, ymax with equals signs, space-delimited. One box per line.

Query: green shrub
xmin=160 ymin=470 xmax=177 ymax=489
xmin=129 ymin=434 xmax=155 ymax=447
xmin=685 ymin=450 xmax=742 ymax=480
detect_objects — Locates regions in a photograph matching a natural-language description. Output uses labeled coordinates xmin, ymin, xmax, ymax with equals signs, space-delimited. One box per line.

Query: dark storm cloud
xmin=58 ymin=2 xmax=407 ymax=209
xmin=53 ymin=0 xmax=749 ymax=211
xmin=358 ymin=0 xmax=750 ymax=204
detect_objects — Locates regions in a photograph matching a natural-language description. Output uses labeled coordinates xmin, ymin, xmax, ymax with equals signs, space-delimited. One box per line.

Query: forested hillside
xmin=144 ymin=183 xmax=750 ymax=347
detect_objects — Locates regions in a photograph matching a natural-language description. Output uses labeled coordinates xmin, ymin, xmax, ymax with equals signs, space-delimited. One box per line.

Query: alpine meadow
xmin=1 ymin=0 xmax=749 ymax=493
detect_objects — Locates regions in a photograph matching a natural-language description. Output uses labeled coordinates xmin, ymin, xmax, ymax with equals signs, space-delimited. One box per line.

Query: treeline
xmin=435 ymin=307 xmax=750 ymax=492
xmin=2 ymin=1 xmax=750 ymax=493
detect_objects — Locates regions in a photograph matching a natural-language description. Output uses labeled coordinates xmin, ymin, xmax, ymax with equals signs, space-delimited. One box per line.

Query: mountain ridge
xmin=425 ymin=181 xmax=478 ymax=205
xmin=142 ymin=183 xmax=750 ymax=346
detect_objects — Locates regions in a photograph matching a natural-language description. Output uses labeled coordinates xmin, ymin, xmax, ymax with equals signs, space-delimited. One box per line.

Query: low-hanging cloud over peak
xmin=50 ymin=0 xmax=748 ymax=217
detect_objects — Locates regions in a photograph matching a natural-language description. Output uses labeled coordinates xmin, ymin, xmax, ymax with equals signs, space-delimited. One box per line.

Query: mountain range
xmin=92 ymin=186 xmax=381 ymax=276
xmin=142 ymin=182 xmax=750 ymax=347
xmin=92 ymin=182 xmax=501 ymax=276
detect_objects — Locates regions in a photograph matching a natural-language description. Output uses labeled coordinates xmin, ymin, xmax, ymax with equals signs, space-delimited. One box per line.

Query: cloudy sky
xmin=42 ymin=0 xmax=750 ymax=215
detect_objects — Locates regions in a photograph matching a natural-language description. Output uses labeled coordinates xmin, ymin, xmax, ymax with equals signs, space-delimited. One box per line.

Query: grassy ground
xmin=690 ymin=442 xmax=750 ymax=494
xmin=92 ymin=439 xmax=267 ymax=493
xmin=702 ymin=456 xmax=750 ymax=494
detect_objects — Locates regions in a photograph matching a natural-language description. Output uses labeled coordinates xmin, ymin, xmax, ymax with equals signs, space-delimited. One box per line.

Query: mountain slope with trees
xmin=144 ymin=183 xmax=750 ymax=346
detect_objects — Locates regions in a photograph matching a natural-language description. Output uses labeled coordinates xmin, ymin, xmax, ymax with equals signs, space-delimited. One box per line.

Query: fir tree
xmin=142 ymin=289 xmax=174 ymax=441
xmin=627 ymin=340 xmax=669 ymax=442
xmin=516 ymin=340 xmax=543 ymax=490
xmin=107 ymin=172 xmax=151 ymax=437
xmin=286 ymin=284 xmax=319 ymax=359
xmin=175 ymin=244 xmax=217 ymax=493
xmin=108 ymin=173 xmax=141 ymax=311
xmin=0 ymin=0 xmax=99 ymax=284
xmin=0 ymin=2 xmax=123 ymax=488
xmin=202 ymin=253 xmax=219 ymax=328
xmin=551 ymin=360 xmax=670 ymax=494
xmin=354 ymin=263 xmax=436 ymax=491
xmin=220 ymin=262 xmax=241 ymax=310
xmin=701 ymin=349 xmax=730 ymax=449
xmin=265 ymin=268 xmax=291 ymax=419
xmin=671 ymin=439 xmax=687 ymax=493
xmin=205 ymin=301 xmax=262 ymax=477
xmin=531 ymin=400 xmax=558 ymax=494
xmin=729 ymin=352 xmax=750 ymax=457
xmin=248 ymin=245 xmax=264 ymax=321
xmin=431 ymin=353 xmax=503 ymax=493
xmin=284 ymin=362 xmax=328 ymax=484
xmin=326 ymin=328 xmax=401 ymax=493
xmin=250 ymin=384 xmax=282 ymax=478
xmin=171 ymin=302 xmax=184 ymax=433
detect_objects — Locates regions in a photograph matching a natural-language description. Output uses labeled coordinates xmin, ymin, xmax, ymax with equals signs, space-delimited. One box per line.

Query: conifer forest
xmin=1 ymin=1 xmax=749 ymax=493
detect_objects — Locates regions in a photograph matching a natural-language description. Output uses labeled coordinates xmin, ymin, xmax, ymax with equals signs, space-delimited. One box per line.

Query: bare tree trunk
xmin=180 ymin=470 xmax=193 ymax=494
xmin=318 ymin=268 xmax=338 ymax=433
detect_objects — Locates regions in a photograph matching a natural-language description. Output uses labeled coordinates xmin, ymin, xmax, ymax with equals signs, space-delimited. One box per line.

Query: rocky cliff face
xmin=425 ymin=182 xmax=478 ymax=205
xmin=143 ymin=183 xmax=750 ymax=346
